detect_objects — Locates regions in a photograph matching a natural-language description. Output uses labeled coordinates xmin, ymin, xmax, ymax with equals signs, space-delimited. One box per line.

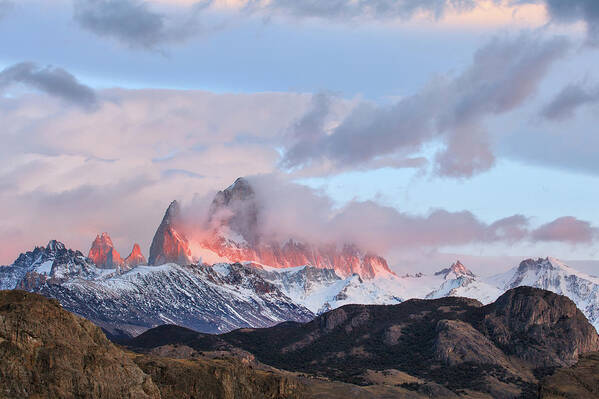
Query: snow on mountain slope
xmin=0 ymin=240 xmax=105 ymax=290
xmin=45 ymin=262 xmax=314 ymax=337
xmin=0 ymin=241 xmax=314 ymax=337
xmin=3 ymin=241 xmax=598 ymax=337
xmin=251 ymin=260 xmax=503 ymax=314
xmin=254 ymin=265 xmax=402 ymax=313
xmin=487 ymin=257 xmax=599 ymax=331
xmin=424 ymin=261 xmax=503 ymax=303
xmin=426 ymin=275 xmax=503 ymax=304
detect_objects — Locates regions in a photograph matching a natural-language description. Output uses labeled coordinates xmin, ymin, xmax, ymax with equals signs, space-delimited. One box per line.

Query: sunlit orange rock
xmin=88 ymin=233 xmax=124 ymax=269
xmin=197 ymin=178 xmax=395 ymax=279
xmin=124 ymin=243 xmax=147 ymax=267
xmin=148 ymin=201 xmax=193 ymax=266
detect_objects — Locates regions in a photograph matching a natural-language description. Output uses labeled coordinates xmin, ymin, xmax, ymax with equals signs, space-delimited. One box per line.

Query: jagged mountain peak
xmin=208 ymin=177 xmax=259 ymax=245
xmin=124 ymin=243 xmax=146 ymax=267
xmin=435 ymin=260 xmax=475 ymax=279
xmin=46 ymin=240 xmax=66 ymax=252
xmin=486 ymin=256 xmax=599 ymax=331
xmin=226 ymin=177 xmax=254 ymax=197
xmin=211 ymin=177 xmax=256 ymax=209
xmin=88 ymin=232 xmax=123 ymax=269
xmin=518 ymin=256 xmax=566 ymax=269
xmin=164 ymin=200 xmax=181 ymax=222
xmin=198 ymin=177 xmax=396 ymax=279
xmin=1 ymin=241 xmax=98 ymax=291
xmin=148 ymin=201 xmax=192 ymax=266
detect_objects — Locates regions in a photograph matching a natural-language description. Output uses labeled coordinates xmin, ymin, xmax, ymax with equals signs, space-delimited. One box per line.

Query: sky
xmin=1 ymin=0 xmax=599 ymax=276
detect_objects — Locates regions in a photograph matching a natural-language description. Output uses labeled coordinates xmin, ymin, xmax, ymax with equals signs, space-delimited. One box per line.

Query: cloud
xmin=541 ymin=82 xmax=599 ymax=120
xmin=245 ymin=0 xmax=481 ymax=21
xmin=1 ymin=84 xmax=597 ymax=266
xmin=73 ymin=0 xmax=215 ymax=49
xmin=0 ymin=0 xmax=13 ymax=21
xmin=0 ymin=88 xmax=311 ymax=264
xmin=532 ymin=216 xmax=598 ymax=244
xmin=182 ymin=174 xmax=597 ymax=257
xmin=281 ymin=33 xmax=570 ymax=178
xmin=539 ymin=0 xmax=599 ymax=46
xmin=0 ymin=62 xmax=97 ymax=108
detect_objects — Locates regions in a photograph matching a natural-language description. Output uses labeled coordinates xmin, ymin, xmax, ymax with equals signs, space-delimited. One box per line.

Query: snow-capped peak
xmin=434 ymin=260 xmax=475 ymax=280
xmin=486 ymin=257 xmax=599 ymax=331
xmin=46 ymin=240 xmax=66 ymax=252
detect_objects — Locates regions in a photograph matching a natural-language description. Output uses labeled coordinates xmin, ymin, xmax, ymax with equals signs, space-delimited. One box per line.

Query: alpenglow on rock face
xmin=88 ymin=232 xmax=124 ymax=269
xmin=148 ymin=200 xmax=192 ymax=266
xmin=153 ymin=177 xmax=396 ymax=279
xmin=0 ymin=240 xmax=314 ymax=338
xmin=125 ymin=243 xmax=147 ymax=267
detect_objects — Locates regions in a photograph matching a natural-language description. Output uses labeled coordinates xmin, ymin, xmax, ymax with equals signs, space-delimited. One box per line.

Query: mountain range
xmin=2 ymin=288 xmax=598 ymax=399
xmin=125 ymin=286 xmax=599 ymax=398
xmin=1 ymin=177 xmax=599 ymax=338
xmin=2 ymin=236 xmax=599 ymax=339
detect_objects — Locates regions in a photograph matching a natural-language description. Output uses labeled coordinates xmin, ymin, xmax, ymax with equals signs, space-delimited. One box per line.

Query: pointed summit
xmin=435 ymin=260 xmax=475 ymax=280
xmin=88 ymin=233 xmax=123 ymax=269
xmin=163 ymin=200 xmax=180 ymax=223
xmin=211 ymin=177 xmax=255 ymax=210
xmin=198 ymin=177 xmax=396 ymax=279
xmin=124 ymin=243 xmax=146 ymax=267
xmin=46 ymin=240 xmax=66 ymax=252
xmin=208 ymin=177 xmax=259 ymax=245
xmin=148 ymin=201 xmax=192 ymax=266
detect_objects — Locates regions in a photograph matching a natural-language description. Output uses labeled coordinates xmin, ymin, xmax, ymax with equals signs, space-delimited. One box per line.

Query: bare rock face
xmin=125 ymin=243 xmax=147 ymax=267
xmin=482 ymin=286 xmax=599 ymax=367
xmin=0 ymin=290 xmax=160 ymax=399
xmin=148 ymin=200 xmax=192 ymax=266
xmin=133 ymin=354 xmax=306 ymax=399
xmin=130 ymin=287 xmax=599 ymax=398
xmin=88 ymin=232 xmax=124 ymax=269
xmin=434 ymin=319 xmax=511 ymax=368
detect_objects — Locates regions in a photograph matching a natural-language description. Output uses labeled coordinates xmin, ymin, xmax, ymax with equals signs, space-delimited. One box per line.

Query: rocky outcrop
xmin=487 ymin=257 xmax=599 ymax=331
xmin=125 ymin=243 xmax=147 ymax=267
xmin=434 ymin=319 xmax=511 ymax=367
xmin=133 ymin=354 xmax=306 ymax=399
xmin=1 ymin=240 xmax=100 ymax=291
xmin=0 ymin=290 xmax=160 ymax=398
xmin=148 ymin=201 xmax=192 ymax=266
xmin=482 ymin=286 xmax=599 ymax=367
xmin=88 ymin=232 xmax=124 ymax=269
xmin=129 ymin=287 xmax=599 ymax=398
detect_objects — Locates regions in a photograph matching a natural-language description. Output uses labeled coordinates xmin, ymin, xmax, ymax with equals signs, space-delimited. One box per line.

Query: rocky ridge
xmin=0 ymin=290 xmax=160 ymax=398
xmin=127 ymin=287 xmax=599 ymax=398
